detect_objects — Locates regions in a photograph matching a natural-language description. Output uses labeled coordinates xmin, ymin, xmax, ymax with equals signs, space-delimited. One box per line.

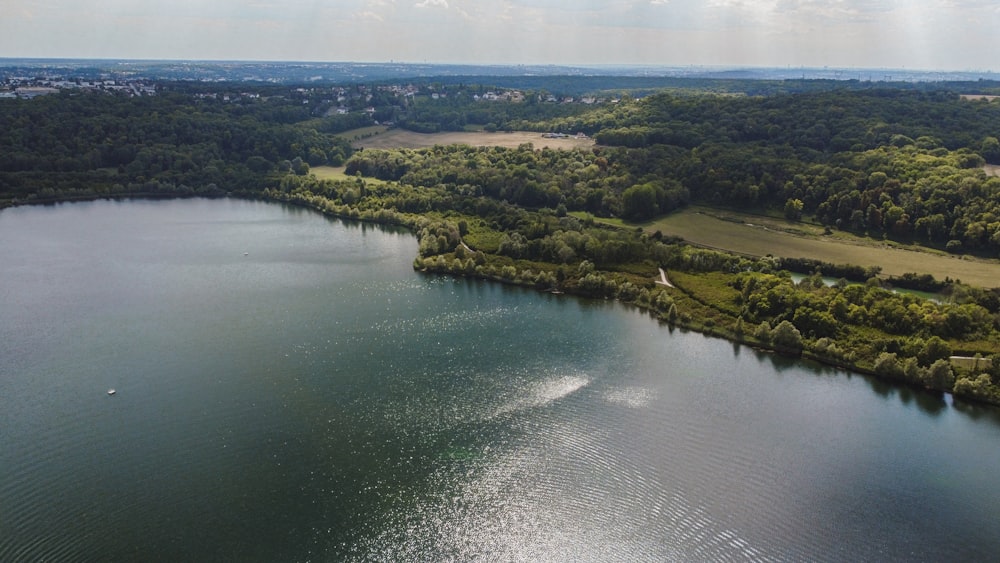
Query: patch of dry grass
xmin=349 ymin=129 xmax=595 ymax=150
xmin=646 ymin=207 xmax=1000 ymax=288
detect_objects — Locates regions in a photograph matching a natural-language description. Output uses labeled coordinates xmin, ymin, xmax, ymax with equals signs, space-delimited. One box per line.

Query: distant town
xmin=0 ymin=71 xmax=620 ymax=121
xmin=0 ymin=76 xmax=158 ymax=99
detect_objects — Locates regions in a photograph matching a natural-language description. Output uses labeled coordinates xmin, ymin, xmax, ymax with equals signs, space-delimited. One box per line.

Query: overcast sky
xmin=2 ymin=1 xmax=997 ymax=70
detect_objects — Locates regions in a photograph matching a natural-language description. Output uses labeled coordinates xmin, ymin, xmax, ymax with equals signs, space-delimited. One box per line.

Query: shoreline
xmin=6 ymin=192 xmax=998 ymax=408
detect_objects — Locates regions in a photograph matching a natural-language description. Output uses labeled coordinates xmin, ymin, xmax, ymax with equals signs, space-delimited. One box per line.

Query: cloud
xmin=0 ymin=0 xmax=996 ymax=69
xmin=356 ymin=10 xmax=385 ymax=22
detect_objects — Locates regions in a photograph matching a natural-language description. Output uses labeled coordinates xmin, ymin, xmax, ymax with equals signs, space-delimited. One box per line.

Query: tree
xmin=953 ymin=373 xmax=993 ymax=400
xmin=621 ymin=183 xmax=659 ymax=220
xmin=246 ymin=155 xmax=273 ymax=173
xmin=792 ymin=306 xmax=838 ymax=338
xmin=784 ymin=198 xmax=804 ymax=221
xmin=919 ymin=336 xmax=951 ymax=366
xmin=981 ymin=137 xmax=1000 ymax=164
xmin=291 ymin=156 xmax=309 ymax=175
xmin=874 ymin=352 xmax=904 ymax=379
xmin=754 ymin=321 xmax=772 ymax=343
xmin=666 ymin=303 xmax=679 ymax=324
xmin=771 ymin=320 xmax=803 ymax=352
xmin=923 ymin=359 xmax=955 ymax=390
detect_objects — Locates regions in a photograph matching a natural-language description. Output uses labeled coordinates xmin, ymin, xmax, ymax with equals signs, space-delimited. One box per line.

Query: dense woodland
xmin=0 ymin=89 xmax=353 ymax=200
xmin=3 ymin=80 xmax=1000 ymax=404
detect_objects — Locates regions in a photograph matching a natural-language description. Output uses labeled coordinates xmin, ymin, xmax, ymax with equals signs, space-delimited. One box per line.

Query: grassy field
xmin=347 ymin=129 xmax=595 ymax=150
xmin=310 ymin=166 xmax=387 ymax=185
xmin=642 ymin=207 xmax=1000 ymax=288
xmin=985 ymin=164 xmax=1000 ymax=177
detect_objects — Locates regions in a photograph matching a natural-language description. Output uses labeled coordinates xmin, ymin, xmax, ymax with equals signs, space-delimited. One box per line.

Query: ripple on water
xmin=603 ymin=386 xmax=657 ymax=409
xmin=349 ymin=365 xmax=782 ymax=562
xmin=491 ymin=374 xmax=590 ymax=419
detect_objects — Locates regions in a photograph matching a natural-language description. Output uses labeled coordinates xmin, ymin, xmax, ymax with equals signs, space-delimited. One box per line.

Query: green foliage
xmin=981 ymin=137 xmax=1000 ymax=164
xmin=772 ymin=320 xmax=804 ymax=352
xmin=953 ymin=373 xmax=999 ymax=403
xmin=919 ymin=336 xmax=952 ymax=366
xmin=783 ymin=198 xmax=804 ymax=220
xmin=924 ymin=359 xmax=955 ymax=390
xmin=0 ymin=89 xmax=352 ymax=202
xmin=666 ymin=303 xmax=679 ymax=324
xmin=622 ymin=183 xmax=659 ymax=220
xmin=874 ymin=352 xmax=905 ymax=380
xmin=754 ymin=321 xmax=772 ymax=343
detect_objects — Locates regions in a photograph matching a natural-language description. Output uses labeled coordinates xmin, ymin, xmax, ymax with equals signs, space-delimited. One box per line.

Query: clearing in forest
xmin=345 ymin=129 xmax=595 ymax=150
xmin=643 ymin=207 xmax=1000 ymax=288
xmin=310 ymin=166 xmax=387 ymax=185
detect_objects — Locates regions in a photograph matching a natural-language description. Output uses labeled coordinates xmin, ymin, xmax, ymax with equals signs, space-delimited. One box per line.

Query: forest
xmin=2 ymin=79 xmax=1000 ymax=404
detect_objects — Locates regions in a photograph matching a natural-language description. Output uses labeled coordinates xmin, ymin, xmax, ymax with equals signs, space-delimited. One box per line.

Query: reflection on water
xmin=2 ymin=199 xmax=1000 ymax=562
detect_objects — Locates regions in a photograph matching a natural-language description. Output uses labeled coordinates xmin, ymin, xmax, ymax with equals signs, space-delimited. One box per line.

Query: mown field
xmin=643 ymin=207 xmax=1000 ymax=288
xmin=310 ymin=166 xmax=388 ymax=185
xmin=345 ymin=129 xmax=595 ymax=150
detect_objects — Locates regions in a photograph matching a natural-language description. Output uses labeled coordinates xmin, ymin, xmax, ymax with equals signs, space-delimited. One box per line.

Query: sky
xmin=2 ymin=1 xmax=998 ymax=70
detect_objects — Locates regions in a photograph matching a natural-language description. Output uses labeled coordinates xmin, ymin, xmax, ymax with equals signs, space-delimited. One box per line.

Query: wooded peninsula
xmin=3 ymin=76 xmax=1000 ymax=404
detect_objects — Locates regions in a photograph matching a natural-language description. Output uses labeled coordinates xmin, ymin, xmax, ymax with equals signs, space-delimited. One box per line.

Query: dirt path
xmin=656 ymin=268 xmax=675 ymax=288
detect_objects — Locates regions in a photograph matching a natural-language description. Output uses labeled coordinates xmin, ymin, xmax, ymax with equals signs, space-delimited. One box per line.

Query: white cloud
xmin=0 ymin=0 xmax=996 ymax=69
xmin=356 ymin=10 xmax=385 ymax=22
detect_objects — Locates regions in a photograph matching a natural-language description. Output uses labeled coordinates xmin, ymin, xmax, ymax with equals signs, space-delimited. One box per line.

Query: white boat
xmin=107 ymin=389 xmax=116 ymax=396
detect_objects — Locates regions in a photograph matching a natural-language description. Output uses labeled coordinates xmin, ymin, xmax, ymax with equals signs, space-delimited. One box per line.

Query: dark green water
xmin=3 ymin=198 xmax=1000 ymax=562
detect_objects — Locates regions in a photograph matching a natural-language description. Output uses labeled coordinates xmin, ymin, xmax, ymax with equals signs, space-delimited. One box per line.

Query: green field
xmin=310 ymin=166 xmax=387 ymax=185
xmin=643 ymin=207 xmax=1000 ymax=288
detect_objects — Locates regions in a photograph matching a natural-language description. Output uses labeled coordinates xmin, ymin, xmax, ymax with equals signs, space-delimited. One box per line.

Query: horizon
xmin=1 ymin=58 xmax=996 ymax=78
xmin=2 ymin=1 xmax=997 ymax=73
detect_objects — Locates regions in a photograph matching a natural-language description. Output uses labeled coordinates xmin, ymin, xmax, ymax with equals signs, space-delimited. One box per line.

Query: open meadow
xmin=346 ymin=128 xmax=595 ymax=150
xmin=644 ymin=207 xmax=1000 ymax=288
xmin=310 ymin=165 xmax=387 ymax=185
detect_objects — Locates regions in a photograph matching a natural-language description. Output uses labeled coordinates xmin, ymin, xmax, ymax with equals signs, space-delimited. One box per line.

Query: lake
xmin=2 ymin=198 xmax=1000 ymax=561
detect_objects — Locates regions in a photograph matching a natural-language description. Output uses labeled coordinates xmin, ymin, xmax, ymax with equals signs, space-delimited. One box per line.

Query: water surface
xmin=2 ymin=198 xmax=1000 ymax=561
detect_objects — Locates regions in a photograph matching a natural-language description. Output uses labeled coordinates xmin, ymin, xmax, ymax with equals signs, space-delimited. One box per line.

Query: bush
xmin=772 ymin=320 xmax=803 ymax=352
xmin=754 ymin=321 xmax=772 ymax=343
xmin=874 ymin=352 xmax=904 ymax=379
